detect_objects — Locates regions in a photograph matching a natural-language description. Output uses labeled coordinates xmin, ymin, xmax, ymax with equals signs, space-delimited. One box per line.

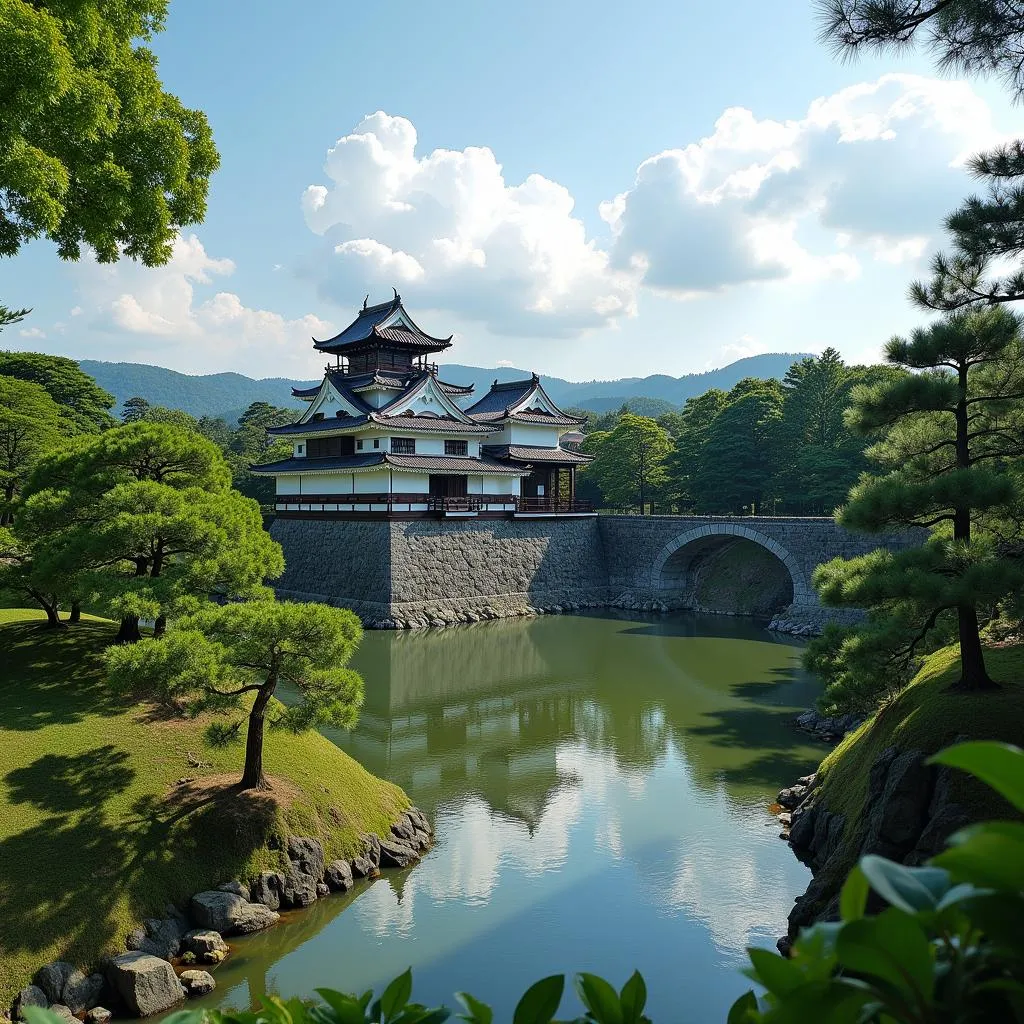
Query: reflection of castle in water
xmin=326 ymin=612 xmax=820 ymax=829
xmin=328 ymin=620 xmax=584 ymax=828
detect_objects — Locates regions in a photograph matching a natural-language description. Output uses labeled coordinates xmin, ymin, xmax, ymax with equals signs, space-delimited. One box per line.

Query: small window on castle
xmin=391 ymin=437 xmax=416 ymax=455
xmin=445 ymin=439 xmax=468 ymax=457
xmin=356 ymin=440 xmax=364 ymax=450
xmin=335 ymin=409 xmax=348 ymax=418
xmin=297 ymin=444 xmax=305 ymax=456
xmin=373 ymin=439 xmax=380 ymax=449
xmin=312 ymin=412 xmax=324 ymax=421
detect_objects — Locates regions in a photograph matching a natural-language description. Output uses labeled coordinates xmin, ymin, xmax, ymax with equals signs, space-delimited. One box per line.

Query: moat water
xmin=183 ymin=611 xmax=824 ymax=1021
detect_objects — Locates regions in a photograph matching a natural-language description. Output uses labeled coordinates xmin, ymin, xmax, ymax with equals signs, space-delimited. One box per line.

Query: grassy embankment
xmin=0 ymin=609 xmax=408 ymax=1005
xmin=807 ymin=641 xmax=1024 ymax=892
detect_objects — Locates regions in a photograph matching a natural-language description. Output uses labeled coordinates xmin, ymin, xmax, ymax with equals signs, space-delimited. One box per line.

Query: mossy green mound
xmin=0 ymin=609 xmax=408 ymax=1004
xmin=803 ymin=642 xmax=1024 ymax=905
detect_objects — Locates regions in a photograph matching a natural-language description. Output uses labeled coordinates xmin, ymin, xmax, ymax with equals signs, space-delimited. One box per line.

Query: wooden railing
xmin=273 ymin=493 xmax=593 ymax=514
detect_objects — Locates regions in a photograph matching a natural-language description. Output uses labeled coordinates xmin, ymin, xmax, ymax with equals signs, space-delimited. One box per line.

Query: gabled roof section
xmin=312 ymin=292 xmax=453 ymax=354
xmin=379 ymin=371 xmax=480 ymax=425
xmin=294 ymin=374 xmax=371 ymax=424
xmin=466 ymin=373 xmax=585 ymax=426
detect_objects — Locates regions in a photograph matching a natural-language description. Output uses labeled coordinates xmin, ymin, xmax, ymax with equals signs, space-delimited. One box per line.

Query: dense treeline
xmin=578 ymin=348 xmax=898 ymax=516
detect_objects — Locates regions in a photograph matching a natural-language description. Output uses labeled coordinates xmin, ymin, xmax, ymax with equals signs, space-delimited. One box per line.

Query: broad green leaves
xmin=930 ymin=741 xmax=1024 ymax=813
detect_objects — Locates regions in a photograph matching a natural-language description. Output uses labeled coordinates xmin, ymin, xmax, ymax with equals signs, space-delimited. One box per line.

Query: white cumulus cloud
xmin=301 ymin=111 xmax=638 ymax=337
xmin=69 ymin=234 xmax=333 ymax=376
xmin=602 ymin=74 xmax=1001 ymax=296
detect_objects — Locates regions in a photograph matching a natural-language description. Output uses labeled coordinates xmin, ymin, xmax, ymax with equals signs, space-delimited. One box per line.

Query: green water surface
xmin=185 ymin=611 xmax=824 ymax=1022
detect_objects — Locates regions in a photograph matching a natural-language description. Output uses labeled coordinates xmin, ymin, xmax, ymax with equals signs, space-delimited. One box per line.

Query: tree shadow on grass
xmin=5 ymin=745 xmax=135 ymax=813
xmin=0 ymin=621 xmax=125 ymax=731
xmin=0 ymin=767 xmax=285 ymax=977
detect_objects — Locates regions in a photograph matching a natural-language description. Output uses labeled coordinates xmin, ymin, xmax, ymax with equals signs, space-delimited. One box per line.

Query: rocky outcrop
xmin=104 ymin=953 xmax=183 ymax=1017
xmin=125 ymin=909 xmax=188 ymax=961
xmin=180 ymin=930 xmax=229 ymax=965
xmin=780 ymin=744 xmax=972 ymax=945
xmin=189 ymin=891 xmax=280 ymax=935
xmin=794 ymin=709 xmax=864 ymax=743
xmin=179 ymin=971 xmax=216 ymax=998
xmin=8 ymin=809 xmax=434 ymax=1022
xmin=12 ymin=986 xmax=47 ymax=1021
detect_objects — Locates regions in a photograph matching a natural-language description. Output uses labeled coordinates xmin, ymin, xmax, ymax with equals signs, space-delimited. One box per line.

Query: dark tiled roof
xmin=250 ymin=453 xmax=528 ymax=476
xmin=436 ymin=379 xmax=475 ymax=396
xmin=250 ymin=454 xmax=384 ymax=474
xmin=267 ymin=414 xmax=371 ymax=435
xmin=386 ymin=454 xmax=527 ymax=474
xmin=373 ymin=413 xmax=493 ymax=433
xmin=483 ymin=444 xmax=593 ymax=465
xmin=291 ymin=383 xmax=321 ymax=399
xmin=509 ymin=410 xmax=585 ymax=426
xmin=465 ymin=379 xmax=537 ymax=416
xmin=312 ymin=296 xmax=452 ymax=354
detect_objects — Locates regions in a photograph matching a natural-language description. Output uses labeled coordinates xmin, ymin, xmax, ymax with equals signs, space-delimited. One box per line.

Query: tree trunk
xmin=153 ymin=614 xmax=167 ymax=638
xmin=42 ymin=599 xmax=65 ymax=629
xmin=240 ymin=682 xmax=276 ymax=791
xmin=952 ymin=604 xmax=999 ymax=691
xmin=69 ymin=601 xmax=81 ymax=624
xmin=116 ymin=615 xmax=141 ymax=643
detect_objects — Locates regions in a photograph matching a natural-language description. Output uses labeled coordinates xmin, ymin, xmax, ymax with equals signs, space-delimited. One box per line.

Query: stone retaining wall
xmin=269 ymin=515 xmax=923 ymax=631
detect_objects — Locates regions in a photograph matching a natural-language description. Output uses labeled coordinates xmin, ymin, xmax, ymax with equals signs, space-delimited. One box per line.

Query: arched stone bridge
xmin=599 ymin=516 xmax=922 ymax=630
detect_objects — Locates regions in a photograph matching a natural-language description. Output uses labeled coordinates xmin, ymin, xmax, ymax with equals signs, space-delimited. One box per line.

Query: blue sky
xmin=4 ymin=0 xmax=1019 ymax=382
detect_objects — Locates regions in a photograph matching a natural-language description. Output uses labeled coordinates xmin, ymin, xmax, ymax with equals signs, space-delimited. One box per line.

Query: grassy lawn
xmin=0 ymin=609 xmax=409 ymax=1004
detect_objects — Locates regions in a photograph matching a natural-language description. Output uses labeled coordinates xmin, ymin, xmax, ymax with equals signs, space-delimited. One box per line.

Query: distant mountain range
xmin=79 ymin=352 xmax=813 ymax=423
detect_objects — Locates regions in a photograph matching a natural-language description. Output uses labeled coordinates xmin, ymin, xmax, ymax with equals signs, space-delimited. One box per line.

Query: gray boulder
xmin=125 ymin=913 xmax=186 ymax=961
xmin=12 ymin=987 xmax=47 ymax=1022
xmin=378 ymin=837 xmax=418 ymax=869
xmin=217 ymin=881 xmax=250 ymax=901
xmin=63 ymin=971 xmax=105 ymax=1014
xmin=180 ymin=971 xmax=216 ymax=998
xmin=181 ymin=930 xmax=229 ymax=964
xmin=861 ymin=749 xmax=932 ymax=860
xmin=350 ymin=855 xmax=373 ymax=878
xmin=281 ymin=869 xmax=318 ymax=908
xmin=47 ymin=1006 xmax=76 ymax=1024
xmin=105 ymin=952 xmax=184 ymax=1017
xmin=287 ymin=836 xmax=325 ymax=882
xmin=85 ymin=1009 xmax=112 ymax=1024
xmin=249 ymin=871 xmax=285 ymax=910
xmin=776 ymin=785 xmax=807 ymax=810
xmin=360 ymin=833 xmax=381 ymax=869
xmin=391 ymin=816 xmax=417 ymax=844
xmin=324 ymin=859 xmax=354 ymax=892
xmin=189 ymin=891 xmax=280 ymax=935
xmin=33 ymin=964 xmax=74 ymax=1005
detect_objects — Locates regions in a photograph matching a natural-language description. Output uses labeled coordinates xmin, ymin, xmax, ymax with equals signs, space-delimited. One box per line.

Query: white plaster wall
xmin=391 ymin=472 xmax=430 ymax=494
xmin=508 ymin=423 xmax=561 ymax=447
xmin=277 ymin=475 xmax=301 ymax=495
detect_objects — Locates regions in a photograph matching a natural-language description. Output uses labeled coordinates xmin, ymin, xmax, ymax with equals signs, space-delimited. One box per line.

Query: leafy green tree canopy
xmin=582 ymin=414 xmax=673 ymax=513
xmin=0 ymin=375 xmax=65 ymax=518
xmin=17 ymin=422 xmax=282 ymax=640
xmin=0 ymin=351 xmax=116 ymax=432
xmin=0 ymin=0 xmax=219 ymax=264
xmin=105 ymin=600 xmax=364 ymax=790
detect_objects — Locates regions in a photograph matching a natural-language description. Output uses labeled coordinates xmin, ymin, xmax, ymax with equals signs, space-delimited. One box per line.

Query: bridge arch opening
xmin=652 ymin=526 xmax=802 ymax=617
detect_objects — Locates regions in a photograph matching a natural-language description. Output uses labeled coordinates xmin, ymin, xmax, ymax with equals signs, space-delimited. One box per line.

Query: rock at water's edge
xmin=189 ymin=891 xmax=279 ymax=935
xmin=105 ymin=952 xmax=184 ymax=1017
xmin=324 ymin=859 xmax=354 ymax=892
xmin=180 ymin=971 xmax=217 ymax=998
xmin=63 ymin=971 xmax=105 ymax=1014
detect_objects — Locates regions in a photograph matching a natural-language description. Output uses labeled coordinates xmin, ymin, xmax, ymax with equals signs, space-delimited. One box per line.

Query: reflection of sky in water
xmin=183 ymin=612 xmax=821 ymax=1023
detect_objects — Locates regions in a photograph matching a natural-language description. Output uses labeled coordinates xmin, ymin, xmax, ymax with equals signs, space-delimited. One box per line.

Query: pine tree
xmin=105 ymin=600 xmax=364 ymax=791
xmin=16 ymin=422 xmax=283 ymax=641
xmin=815 ymin=307 xmax=1024 ymax=691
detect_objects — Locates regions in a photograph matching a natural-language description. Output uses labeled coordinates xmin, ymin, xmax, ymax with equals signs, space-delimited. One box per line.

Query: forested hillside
xmin=79 ymin=352 xmax=811 ymax=421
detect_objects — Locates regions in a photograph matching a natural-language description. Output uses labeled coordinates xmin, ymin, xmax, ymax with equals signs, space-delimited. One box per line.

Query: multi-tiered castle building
xmin=253 ymin=292 xmax=593 ymax=517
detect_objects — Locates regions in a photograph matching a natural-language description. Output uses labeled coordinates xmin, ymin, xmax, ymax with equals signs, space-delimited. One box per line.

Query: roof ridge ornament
xmin=362 ymin=294 xmax=369 ymax=310
xmin=393 ymin=287 xmax=401 ymax=303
